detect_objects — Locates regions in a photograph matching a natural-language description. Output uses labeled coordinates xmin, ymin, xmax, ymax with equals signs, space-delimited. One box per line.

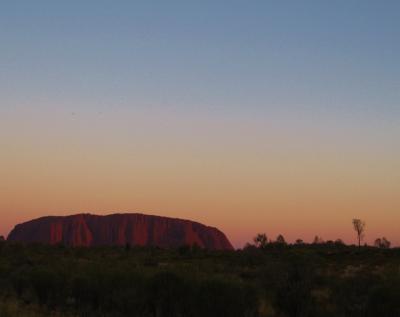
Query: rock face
xmin=7 ymin=213 xmax=234 ymax=250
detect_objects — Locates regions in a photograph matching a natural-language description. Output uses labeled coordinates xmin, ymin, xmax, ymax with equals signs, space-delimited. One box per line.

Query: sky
xmin=1 ymin=1 xmax=399 ymax=248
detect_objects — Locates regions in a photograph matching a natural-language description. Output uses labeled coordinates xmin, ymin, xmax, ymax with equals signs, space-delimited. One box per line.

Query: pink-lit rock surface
xmin=7 ymin=213 xmax=234 ymax=250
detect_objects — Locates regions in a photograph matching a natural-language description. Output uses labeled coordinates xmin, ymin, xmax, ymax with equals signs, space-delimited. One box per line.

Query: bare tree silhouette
xmin=374 ymin=237 xmax=391 ymax=249
xmin=313 ymin=235 xmax=324 ymax=244
xmin=352 ymin=219 xmax=366 ymax=247
xmin=253 ymin=233 xmax=268 ymax=249
xmin=276 ymin=234 xmax=286 ymax=245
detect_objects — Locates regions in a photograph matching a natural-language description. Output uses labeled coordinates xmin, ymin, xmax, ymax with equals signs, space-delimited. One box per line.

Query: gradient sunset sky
xmin=1 ymin=1 xmax=399 ymax=247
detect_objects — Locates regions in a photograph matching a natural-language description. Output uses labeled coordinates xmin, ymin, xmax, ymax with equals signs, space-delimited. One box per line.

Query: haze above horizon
xmin=1 ymin=1 xmax=399 ymax=248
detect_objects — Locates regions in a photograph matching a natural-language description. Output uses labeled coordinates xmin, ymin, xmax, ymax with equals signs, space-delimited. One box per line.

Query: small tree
xmin=295 ymin=239 xmax=304 ymax=245
xmin=334 ymin=239 xmax=345 ymax=246
xmin=374 ymin=237 xmax=391 ymax=249
xmin=352 ymin=219 xmax=366 ymax=247
xmin=253 ymin=233 xmax=268 ymax=249
xmin=313 ymin=235 xmax=324 ymax=244
xmin=276 ymin=234 xmax=286 ymax=245
xmin=382 ymin=237 xmax=391 ymax=248
xmin=0 ymin=236 xmax=4 ymax=242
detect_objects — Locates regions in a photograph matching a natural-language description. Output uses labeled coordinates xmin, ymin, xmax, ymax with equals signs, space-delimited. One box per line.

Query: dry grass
xmin=0 ymin=298 xmax=76 ymax=317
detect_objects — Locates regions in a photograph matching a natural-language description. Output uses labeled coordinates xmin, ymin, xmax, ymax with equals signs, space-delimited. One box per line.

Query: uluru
xmin=7 ymin=213 xmax=234 ymax=250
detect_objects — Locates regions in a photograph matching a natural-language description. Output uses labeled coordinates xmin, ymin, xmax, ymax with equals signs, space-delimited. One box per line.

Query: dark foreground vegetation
xmin=0 ymin=240 xmax=400 ymax=317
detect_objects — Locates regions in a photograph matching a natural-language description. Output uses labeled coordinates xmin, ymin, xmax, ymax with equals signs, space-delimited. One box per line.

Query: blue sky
xmin=2 ymin=1 xmax=399 ymax=116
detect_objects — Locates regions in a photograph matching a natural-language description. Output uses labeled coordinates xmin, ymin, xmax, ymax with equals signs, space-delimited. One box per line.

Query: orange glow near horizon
xmin=1 ymin=107 xmax=399 ymax=248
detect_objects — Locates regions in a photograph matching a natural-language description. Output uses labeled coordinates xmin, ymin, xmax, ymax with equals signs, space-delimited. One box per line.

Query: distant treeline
xmin=0 ymin=239 xmax=400 ymax=317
